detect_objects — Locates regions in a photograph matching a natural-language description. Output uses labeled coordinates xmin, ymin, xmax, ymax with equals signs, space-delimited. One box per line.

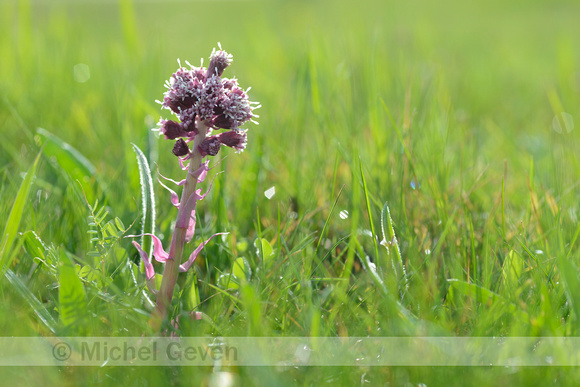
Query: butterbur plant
xmin=129 ymin=44 xmax=259 ymax=331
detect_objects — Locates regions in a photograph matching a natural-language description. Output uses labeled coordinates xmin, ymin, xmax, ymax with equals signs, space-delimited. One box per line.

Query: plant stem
xmin=150 ymin=119 xmax=208 ymax=331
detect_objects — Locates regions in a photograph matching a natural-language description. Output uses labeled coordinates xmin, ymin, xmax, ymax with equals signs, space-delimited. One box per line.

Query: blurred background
xmin=2 ymin=0 xmax=580 ymax=384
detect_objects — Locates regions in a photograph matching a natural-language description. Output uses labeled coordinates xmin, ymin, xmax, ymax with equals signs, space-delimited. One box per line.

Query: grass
xmin=1 ymin=0 xmax=580 ymax=384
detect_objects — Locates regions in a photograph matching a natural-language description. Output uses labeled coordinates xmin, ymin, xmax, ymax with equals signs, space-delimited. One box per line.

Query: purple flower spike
xmin=141 ymin=46 xmax=258 ymax=329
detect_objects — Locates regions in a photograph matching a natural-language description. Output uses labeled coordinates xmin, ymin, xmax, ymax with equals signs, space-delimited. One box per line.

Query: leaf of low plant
xmin=254 ymin=238 xmax=274 ymax=263
xmin=58 ymin=249 xmax=88 ymax=328
xmin=233 ymin=257 xmax=252 ymax=283
xmin=22 ymin=230 xmax=48 ymax=266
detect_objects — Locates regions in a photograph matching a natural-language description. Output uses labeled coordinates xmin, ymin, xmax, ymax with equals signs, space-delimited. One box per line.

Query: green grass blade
xmin=0 ymin=147 xmax=42 ymax=274
xmin=500 ymin=250 xmax=523 ymax=293
xmin=5 ymin=269 xmax=57 ymax=333
xmin=558 ymin=256 xmax=580 ymax=333
xmin=356 ymin=240 xmax=418 ymax=329
xmin=379 ymin=98 xmax=417 ymax=177
xmin=132 ymin=143 xmax=156 ymax=260
xmin=359 ymin=159 xmax=381 ymax=272
xmin=36 ymin=127 xmax=99 ymax=203
xmin=381 ymin=202 xmax=408 ymax=290
xmin=447 ymin=279 xmax=529 ymax=321
xmin=313 ymin=184 xmax=344 ymax=261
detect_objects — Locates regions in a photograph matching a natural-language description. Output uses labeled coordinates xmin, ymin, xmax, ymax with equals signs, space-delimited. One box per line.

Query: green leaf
xmin=36 ymin=127 xmax=98 ymax=203
xmin=233 ymin=257 xmax=252 ymax=283
xmin=218 ymin=272 xmax=239 ymax=290
xmin=0 ymin=148 xmax=42 ymax=274
xmin=132 ymin=143 xmax=156 ymax=261
xmin=22 ymin=230 xmax=48 ymax=266
xmin=254 ymin=238 xmax=274 ymax=262
xmin=58 ymin=250 xmax=87 ymax=327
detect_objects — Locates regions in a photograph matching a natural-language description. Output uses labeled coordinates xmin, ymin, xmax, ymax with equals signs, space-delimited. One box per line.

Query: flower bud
xmin=217 ymin=130 xmax=247 ymax=152
xmin=160 ymin=119 xmax=188 ymax=140
xmin=198 ymin=136 xmax=221 ymax=157
xmin=172 ymin=138 xmax=190 ymax=156
xmin=207 ymin=49 xmax=233 ymax=78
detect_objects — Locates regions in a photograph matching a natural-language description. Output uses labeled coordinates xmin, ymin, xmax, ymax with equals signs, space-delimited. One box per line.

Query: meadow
xmin=1 ymin=0 xmax=580 ymax=384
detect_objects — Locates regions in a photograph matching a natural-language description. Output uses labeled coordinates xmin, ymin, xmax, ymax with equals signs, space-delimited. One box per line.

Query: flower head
xmin=157 ymin=44 xmax=259 ymax=156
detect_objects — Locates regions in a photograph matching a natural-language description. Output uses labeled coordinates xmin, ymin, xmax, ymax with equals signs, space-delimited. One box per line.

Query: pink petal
xmin=179 ymin=232 xmax=228 ymax=272
xmin=131 ymin=241 xmax=158 ymax=295
xmin=176 ymin=190 xmax=202 ymax=228
xmin=189 ymin=161 xmax=209 ymax=183
xmin=132 ymin=241 xmax=155 ymax=280
xmin=185 ymin=214 xmax=196 ymax=243
xmin=197 ymin=171 xmax=222 ymax=200
xmin=127 ymin=233 xmax=170 ymax=262
xmin=158 ymin=178 xmax=180 ymax=207
xmin=157 ymin=169 xmax=186 ymax=186
xmin=179 ymin=157 xmax=188 ymax=171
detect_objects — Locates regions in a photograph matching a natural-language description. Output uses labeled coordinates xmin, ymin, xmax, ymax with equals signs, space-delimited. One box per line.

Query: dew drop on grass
xmin=73 ymin=63 xmax=90 ymax=83
xmin=552 ymin=112 xmax=574 ymax=133
xmin=339 ymin=210 xmax=349 ymax=219
xmin=264 ymin=186 xmax=276 ymax=199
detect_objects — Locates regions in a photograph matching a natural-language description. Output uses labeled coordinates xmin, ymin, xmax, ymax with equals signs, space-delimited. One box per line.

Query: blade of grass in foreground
xmin=0 ymin=147 xmax=42 ymax=274
xmin=5 ymin=269 xmax=57 ymax=333
xmin=558 ymin=255 xmax=580 ymax=334
xmin=381 ymin=202 xmax=408 ymax=292
xmin=359 ymin=159 xmax=381 ymax=272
